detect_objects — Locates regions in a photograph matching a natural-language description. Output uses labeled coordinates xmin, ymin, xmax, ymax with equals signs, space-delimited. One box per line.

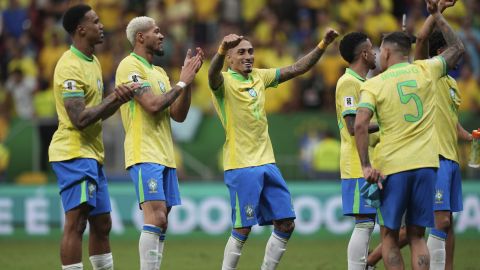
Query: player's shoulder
xmin=54 ymin=50 xmax=83 ymax=78
xmin=336 ymin=72 xmax=361 ymax=90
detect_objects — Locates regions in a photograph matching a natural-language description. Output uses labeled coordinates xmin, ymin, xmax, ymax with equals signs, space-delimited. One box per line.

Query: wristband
xmin=317 ymin=40 xmax=327 ymax=50
xmin=176 ymin=81 xmax=187 ymax=89
xmin=217 ymin=44 xmax=227 ymax=55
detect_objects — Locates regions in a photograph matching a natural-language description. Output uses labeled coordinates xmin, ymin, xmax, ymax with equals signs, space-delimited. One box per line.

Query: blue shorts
xmin=224 ymin=164 xmax=296 ymax=228
xmin=51 ymin=158 xmax=111 ymax=215
xmin=434 ymin=157 xmax=463 ymax=212
xmin=342 ymin=178 xmax=377 ymax=216
xmin=128 ymin=163 xmax=181 ymax=208
xmin=377 ymin=168 xmax=436 ymax=230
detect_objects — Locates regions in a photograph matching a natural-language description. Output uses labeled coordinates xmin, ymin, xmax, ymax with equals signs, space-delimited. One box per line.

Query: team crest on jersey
xmin=158 ymin=81 xmax=166 ymax=93
xmin=344 ymin=96 xmax=355 ymax=107
xmin=247 ymin=88 xmax=257 ymax=98
xmin=244 ymin=204 xmax=255 ymax=219
xmin=129 ymin=72 xmax=142 ymax=83
xmin=63 ymin=80 xmax=76 ymax=90
xmin=435 ymin=189 xmax=443 ymax=204
xmin=148 ymin=178 xmax=158 ymax=193
xmin=88 ymin=182 xmax=96 ymax=198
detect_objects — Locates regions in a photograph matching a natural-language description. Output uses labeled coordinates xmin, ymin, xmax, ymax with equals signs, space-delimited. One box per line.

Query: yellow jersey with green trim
xmin=49 ymin=46 xmax=105 ymax=163
xmin=436 ymin=75 xmax=461 ymax=163
xmin=116 ymin=53 xmax=176 ymax=169
xmin=358 ymin=56 xmax=447 ymax=175
xmin=336 ymin=68 xmax=366 ymax=179
xmin=211 ymin=68 xmax=280 ymax=170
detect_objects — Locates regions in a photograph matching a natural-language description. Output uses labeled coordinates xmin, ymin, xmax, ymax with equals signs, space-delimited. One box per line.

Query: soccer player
xmin=414 ymin=7 xmax=472 ymax=270
xmin=115 ymin=16 xmax=203 ymax=270
xmin=208 ymin=29 xmax=338 ymax=270
xmin=49 ymin=4 xmax=137 ymax=270
xmin=336 ymin=32 xmax=379 ymax=270
xmin=354 ymin=0 xmax=464 ymax=268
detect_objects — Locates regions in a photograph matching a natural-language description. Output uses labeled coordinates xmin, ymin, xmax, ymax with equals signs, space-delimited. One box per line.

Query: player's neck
xmin=133 ymin=47 xmax=153 ymax=65
xmin=349 ymin=62 xmax=369 ymax=79
xmin=72 ymin=39 xmax=95 ymax=58
xmin=387 ymin=55 xmax=409 ymax=69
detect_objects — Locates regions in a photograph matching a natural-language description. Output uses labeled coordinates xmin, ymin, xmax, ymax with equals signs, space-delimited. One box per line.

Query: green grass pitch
xmin=0 ymin=235 xmax=478 ymax=269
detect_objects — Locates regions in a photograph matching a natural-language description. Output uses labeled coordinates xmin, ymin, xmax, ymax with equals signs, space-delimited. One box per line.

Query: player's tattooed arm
xmin=209 ymin=34 xmax=243 ymax=90
xmin=426 ymin=0 xmax=464 ymax=70
xmin=344 ymin=115 xmax=379 ymax=136
xmin=415 ymin=0 xmax=456 ymax=60
xmin=278 ymin=28 xmax=339 ymax=83
xmin=64 ymin=86 xmax=132 ymax=130
xmin=134 ymin=85 xmax=183 ymax=114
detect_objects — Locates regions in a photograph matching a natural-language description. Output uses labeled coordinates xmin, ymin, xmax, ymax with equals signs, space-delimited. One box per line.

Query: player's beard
xmin=153 ymin=48 xmax=164 ymax=56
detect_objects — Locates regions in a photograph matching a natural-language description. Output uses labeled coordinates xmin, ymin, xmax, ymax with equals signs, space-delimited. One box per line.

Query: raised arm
xmin=426 ymin=0 xmax=464 ymax=69
xmin=415 ymin=0 xmax=456 ymax=60
xmin=208 ymin=34 xmax=243 ymax=90
xmin=64 ymin=84 xmax=136 ymax=130
xmin=278 ymin=28 xmax=339 ymax=83
xmin=134 ymin=49 xmax=203 ymax=118
xmin=354 ymin=108 xmax=384 ymax=187
xmin=170 ymin=48 xmax=204 ymax=122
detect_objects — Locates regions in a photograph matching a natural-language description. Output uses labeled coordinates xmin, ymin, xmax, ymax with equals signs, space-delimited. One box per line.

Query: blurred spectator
xmin=0 ymin=142 xmax=9 ymax=182
xmin=7 ymin=45 xmax=37 ymax=78
xmin=458 ymin=64 xmax=480 ymax=114
xmin=458 ymin=17 xmax=480 ymax=78
xmin=1 ymin=0 xmax=29 ymax=39
xmin=33 ymin=78 xmax=56 ymax=173
xmin=312 ymin=131 xmax=340 ymax=179
xmin=5 ymin=68 xmax=36 ymax=119
xmin=38 ymin=27 xmax=68 ymax=82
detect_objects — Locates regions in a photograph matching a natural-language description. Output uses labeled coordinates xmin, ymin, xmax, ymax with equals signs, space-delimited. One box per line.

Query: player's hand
xmin=362 ymin=165 xmax=385 ymax=189
xmin=439 ymin=0 xmax=456 ymax=13
xmin=179 ymin=50 xmax=203 ymax=85
xmin=114 ymin=83 xmax=138 ymax=103
xmin=323 ymin=28 xmax=339 ymax=45
xmin=425 ymin=0 xmax=439 ymax=14
xmin=221 ymin=34 xmax=244 ymax=50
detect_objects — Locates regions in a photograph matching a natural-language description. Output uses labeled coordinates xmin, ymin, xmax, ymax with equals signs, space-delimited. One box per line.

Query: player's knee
xmin=274 ymin=219 xmax=295 ymax=234
xmin=436 ymin=215 xmax=452 ymax=231
xmin=65 ymin=216 xmax=88 ymax=235
xmin=150 ymin=211 xmax=167 ymax=229
xmin=234 ymin=227 xmax=251 ymax=237
xmin=90 ymin=215 xmax=112 ymax=236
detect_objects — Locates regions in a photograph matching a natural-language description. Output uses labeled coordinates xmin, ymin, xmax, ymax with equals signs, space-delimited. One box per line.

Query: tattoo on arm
xmin=434 ymin=13 xmax=465 ymax=69
xmin=135 ymin=85 xmax=183 ymax=114
xmin=414 ymin=15 xmax=436 ymax=60
xmin=279 ymin=47 xmax=324 ymax=83
xmin=417 ymin=255 xmax=429 ymax=267
xmin=65 ymin=94 xmax=120 ymax=129
xmin=208 ymin=53 xmax=225 ymax=90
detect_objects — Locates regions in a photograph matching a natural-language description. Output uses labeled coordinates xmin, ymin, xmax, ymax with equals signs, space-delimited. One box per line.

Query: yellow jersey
xmin=211 ymin=68 xmax=280 ymax=170
xmin=336 ymin=68 xmax=366 ymax=179
xmin=436 ymin=75 xmax=461 ymax=163
xmin=49 ymin=46 xmax=105 ymax=163
xmin=116 ymin=53 xmax=176 ymax=169
xmin=359 ymin=56 xmax=447 ymax=175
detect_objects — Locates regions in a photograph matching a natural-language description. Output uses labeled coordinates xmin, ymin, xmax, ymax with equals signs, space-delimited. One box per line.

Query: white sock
xmin=62 ymin=262 xmax=83 ymax=270
xmin=261 ymin=231 xmax=289 ymax=270
xmin=139 ymin=224 xmax=161 ymax=270
xmin=427 ymin=234 xmax=446 ymax=270
xmin=89 ymin=252 xmax=113 ymax=270
xmin=156 ymin=234 xmax=165 ymax=270
xmin=347 ymin=221 xmax=375 ymax=270
xmin=222 ymin=234 xmax=246 ymax=270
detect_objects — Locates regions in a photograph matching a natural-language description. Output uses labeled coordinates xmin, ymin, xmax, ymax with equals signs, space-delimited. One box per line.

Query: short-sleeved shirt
xmin=211 ymin=68 xmax=280 ymax=170
xmin=116 ymin=53 xmax=176 ymax=169
xmin=436 ymin=75 xmax=461 ymax=163
xmin=358 ymin=56 xmax=447 ymax=175
xmin=336 ymin=68 xmax=365 ymax=179
xmin=49 ymin=46 xmax=105 ymax=163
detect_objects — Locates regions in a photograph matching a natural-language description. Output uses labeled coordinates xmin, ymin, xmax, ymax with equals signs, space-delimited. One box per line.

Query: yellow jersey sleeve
xmin=59 ymin=64 xmax=86 ymax=99
xmin=256 ymin=68 xmax=280 ymax=89
xmin=358 ymin=87 xmax=377 ymax=113
xmin=337 ymin=80 xmax=360 ymax=117
xmin=422 ymin=56 xmax=447 ymax=80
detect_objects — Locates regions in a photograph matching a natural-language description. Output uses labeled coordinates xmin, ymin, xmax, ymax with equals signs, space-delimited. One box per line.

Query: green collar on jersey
xmin=346 ymin=68 xmax=366 ymax=82
xmin=131 ymin=52 xmax=153 ymax=69
xmin=387 ymin=62 xmax=409 ymax=70
xmin=70 ymin=45 xmax=93 ymax=62
xmin=227 ymin=68 xmax=253 ymax=83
